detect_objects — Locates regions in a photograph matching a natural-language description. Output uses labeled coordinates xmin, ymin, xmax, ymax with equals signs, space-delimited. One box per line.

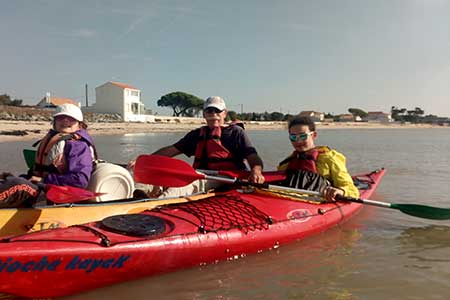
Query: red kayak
xmin=0 ymin=169 xmax=385 ymax=298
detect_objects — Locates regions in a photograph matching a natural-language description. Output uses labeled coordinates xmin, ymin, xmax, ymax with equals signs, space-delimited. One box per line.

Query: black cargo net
xmin=155 ymin=194 xmax=272 ymax=234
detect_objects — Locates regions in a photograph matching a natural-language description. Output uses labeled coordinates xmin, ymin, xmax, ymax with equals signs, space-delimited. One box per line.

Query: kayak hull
xmin=0 ymin=169 xmax=385 ymax=298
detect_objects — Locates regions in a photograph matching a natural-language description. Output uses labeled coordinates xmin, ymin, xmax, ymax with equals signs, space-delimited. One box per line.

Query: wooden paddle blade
xmin=45 ymin=184 xmax=105 ymax=203
xmin=393 ymin=204 xmax=450 ymax=220
xmin=134 ymin=155 xmax=205 ymax=187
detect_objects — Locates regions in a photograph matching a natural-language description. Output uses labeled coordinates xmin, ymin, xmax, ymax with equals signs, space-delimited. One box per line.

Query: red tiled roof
xmin=38 ymin=97 xmax=77 ymax=106
xmin=50 ymin=97 xmax=77 ymax=106
xmin=110 ymin=81 xmax=138 ymax=90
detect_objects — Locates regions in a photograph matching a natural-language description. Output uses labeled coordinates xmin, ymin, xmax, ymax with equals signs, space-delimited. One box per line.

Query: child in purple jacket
xmin=0 ymin=104 xmax=96 ymax=207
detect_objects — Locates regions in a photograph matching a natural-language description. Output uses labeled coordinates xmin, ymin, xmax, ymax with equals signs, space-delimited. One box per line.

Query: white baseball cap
xmin=53 ymin=103 xmax=83 ymax=122
xmin=204 ymin=96 xmax=226 ymax=111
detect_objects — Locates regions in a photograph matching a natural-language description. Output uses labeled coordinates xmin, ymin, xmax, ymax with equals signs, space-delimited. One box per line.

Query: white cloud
xmin=70 ymin=29 xmax=96 ymax=39
xmin=122 ymin=15 xmax=148 ymax=36
xmin=278 ymin=22 xmax=337 ymax=35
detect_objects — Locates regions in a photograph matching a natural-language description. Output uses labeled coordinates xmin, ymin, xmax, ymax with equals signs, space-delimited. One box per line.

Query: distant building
xmin=337 ymin=114 xmax=355 ymax=122
xmin=298 ymin=111 xmax=325 ymax=122
xmin=91 ymin=81 xmax=150 ymax=122
xmin=364 ymin=111 xmax=392 ymax=123
xmin=36 ymin=93 xmax=80 ymax=108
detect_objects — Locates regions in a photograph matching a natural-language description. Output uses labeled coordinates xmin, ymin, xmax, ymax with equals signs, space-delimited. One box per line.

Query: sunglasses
xmin=289 ymin=132 xmax=314 ymax=142
xmin=204 ymin=107 xmax=223 ymax=114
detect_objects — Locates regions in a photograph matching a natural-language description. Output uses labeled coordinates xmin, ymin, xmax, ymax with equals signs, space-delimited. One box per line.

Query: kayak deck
xmin=0 ymin=192 xmax=212 ymax=236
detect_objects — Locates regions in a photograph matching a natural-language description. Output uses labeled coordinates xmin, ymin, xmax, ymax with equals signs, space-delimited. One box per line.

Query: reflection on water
xmin=399 ymin=225 xmax=450 ymax=250
xmin=3 ymin=128 xmax=450 ymax=299
xmin=398 ymin=226 xmax=450 ymax=265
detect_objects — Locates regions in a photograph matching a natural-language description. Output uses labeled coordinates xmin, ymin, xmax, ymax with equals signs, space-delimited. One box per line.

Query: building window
xmin=128 ymin=90 xmax=139 ymax=97
xmin=131 ymin=102 xmax=141 ymax=114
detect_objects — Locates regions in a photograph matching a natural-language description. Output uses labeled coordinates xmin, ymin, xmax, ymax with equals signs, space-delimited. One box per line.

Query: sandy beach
xmin=0 ymin=119 xmax=447 ymax=143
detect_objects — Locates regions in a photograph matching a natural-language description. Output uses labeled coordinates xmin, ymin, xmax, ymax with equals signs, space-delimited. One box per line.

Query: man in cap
xmin=131 ymin=96 xmax=265 ymax=197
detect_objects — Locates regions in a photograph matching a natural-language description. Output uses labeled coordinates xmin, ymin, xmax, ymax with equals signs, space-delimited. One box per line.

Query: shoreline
xmin=0 ymin=120 xmax=448 ymax=143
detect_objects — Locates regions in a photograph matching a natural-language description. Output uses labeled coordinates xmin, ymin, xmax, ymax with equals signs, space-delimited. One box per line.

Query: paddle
xmin=135 ymin=155 xmax=450 ymax=220
xmin=196 ymin=169 xmax=286 ymax=182
xmin=334 ymin=195 xmax=450 ymax=220
xmin=134 ymin=154 xmax=286 ymax=183
xmin=44 ymin=184 xmax=105 ymax=204
xmin=134 ymin=155 xmax=305 ymax=191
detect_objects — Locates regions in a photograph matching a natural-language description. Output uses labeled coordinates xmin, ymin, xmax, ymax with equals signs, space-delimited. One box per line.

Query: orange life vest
xmin=33 ymin=131 xmax=83 ymax=177
xmin=193 ymin=126 xmax=240 ymax=171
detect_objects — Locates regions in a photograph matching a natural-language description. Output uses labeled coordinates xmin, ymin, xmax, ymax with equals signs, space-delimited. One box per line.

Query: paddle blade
xmin=134 ymin=155 xmax=205 ymax=187
xmin=45 ymin=184 xmax=106 ymax=203
xmin=392 ymin=203 xmax=450 ymax=220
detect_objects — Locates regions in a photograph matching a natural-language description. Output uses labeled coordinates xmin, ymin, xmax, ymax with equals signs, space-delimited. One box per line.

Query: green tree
xmin=324 ymin=113 xmax=334 ymax=119
xmin=391 ymin=106 xmax=407 ymax=121
xmin=0 ymin=94 xmax=12 ymax=105
xmin=157 ymin=91 xmax=204 ymax=117
xmin=227 ymin=110 xmax=238 ymax=121
xmin=0 ymin=94 xmax=23 ymax=106
xmin=10 ymin=99 xmax=23 ymax=106
xmin=405 ymin=107 xmax=425 ymax=123
xmin=269 ymin=112 xmax=284 ymax=121
xmin=391 ymin=106 xmax=424 ymax=123
xmin=348 ymin=108 xmax=368 ymax=118
xmin=282 ymin=114 xmax=294 ymax=121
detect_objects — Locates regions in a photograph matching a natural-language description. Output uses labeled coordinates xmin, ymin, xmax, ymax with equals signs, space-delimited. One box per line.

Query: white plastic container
xmin=87 ymin=162 xmax=134 ymax=202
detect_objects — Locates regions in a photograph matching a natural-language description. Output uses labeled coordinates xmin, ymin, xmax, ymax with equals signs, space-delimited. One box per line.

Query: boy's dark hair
xmin=288 ymin=116 xmax=316 ymax=131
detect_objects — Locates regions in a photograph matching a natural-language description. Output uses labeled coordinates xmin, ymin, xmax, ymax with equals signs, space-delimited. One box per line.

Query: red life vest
xmin=278 ymin=148 xmax=331 ymax=192
xmin=285 ymin=148 xmax=320 ymax=173
xmin=193 ymin=126 xmax=240 ymax=171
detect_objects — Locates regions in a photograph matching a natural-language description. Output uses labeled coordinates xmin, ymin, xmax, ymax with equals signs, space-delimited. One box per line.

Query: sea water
xmin=2 ymin=128 xmax=450 ymax=300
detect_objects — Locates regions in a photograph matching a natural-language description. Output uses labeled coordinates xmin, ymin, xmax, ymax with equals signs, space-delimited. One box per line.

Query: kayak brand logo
xmin=0 ymin=255 xmax=131 ymax=273
xmin=24 ymin=220 xmax=66 ymax=232
xmin=287 ymin=209 xmax=312 ymax=223
xmin=65 ymin=255 xmax=131 ymax=273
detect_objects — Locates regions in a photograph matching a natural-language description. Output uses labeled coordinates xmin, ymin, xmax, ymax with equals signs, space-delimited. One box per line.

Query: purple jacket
xmin=43 ymin=129 xmax=95 ymax=188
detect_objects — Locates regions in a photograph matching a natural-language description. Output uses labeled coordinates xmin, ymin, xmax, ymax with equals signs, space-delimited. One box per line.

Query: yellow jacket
xmin=278 ymin=146 xmax=359 ymax=198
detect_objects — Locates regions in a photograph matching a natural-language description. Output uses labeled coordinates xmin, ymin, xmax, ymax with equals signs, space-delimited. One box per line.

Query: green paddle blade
xmin=392 ymin=203 xmax=450 ymax=220
xmin=23 ymin=149 xmax=37 ymax=169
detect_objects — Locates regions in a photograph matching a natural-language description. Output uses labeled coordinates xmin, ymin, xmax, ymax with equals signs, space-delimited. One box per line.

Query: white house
xmin=298 ymin=111 xmax=325 ymax=122
xmin=92 ymin=81 xmax=151 ymax=122
xmin=364 ymin=111 xmax=392 ymax=123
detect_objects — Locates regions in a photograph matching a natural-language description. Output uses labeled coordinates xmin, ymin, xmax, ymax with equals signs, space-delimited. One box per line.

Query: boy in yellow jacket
xmin=278 ymin=116 xmax=359 ymax=201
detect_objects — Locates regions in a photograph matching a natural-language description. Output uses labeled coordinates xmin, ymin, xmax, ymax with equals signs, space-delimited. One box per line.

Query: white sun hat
xmin=204 ymin=96 xmax=227 ymax=111
xmin=53 ymin=103 xmax=83 ymax=122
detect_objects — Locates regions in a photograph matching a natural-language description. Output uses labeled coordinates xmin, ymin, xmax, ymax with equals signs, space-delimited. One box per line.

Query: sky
xmin=1 ymin=0 xmax=450 ymax=117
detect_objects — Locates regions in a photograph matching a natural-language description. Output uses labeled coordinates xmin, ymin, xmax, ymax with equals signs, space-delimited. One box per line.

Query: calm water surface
xmin=2 ymin=128 xmax=450 ymax=300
